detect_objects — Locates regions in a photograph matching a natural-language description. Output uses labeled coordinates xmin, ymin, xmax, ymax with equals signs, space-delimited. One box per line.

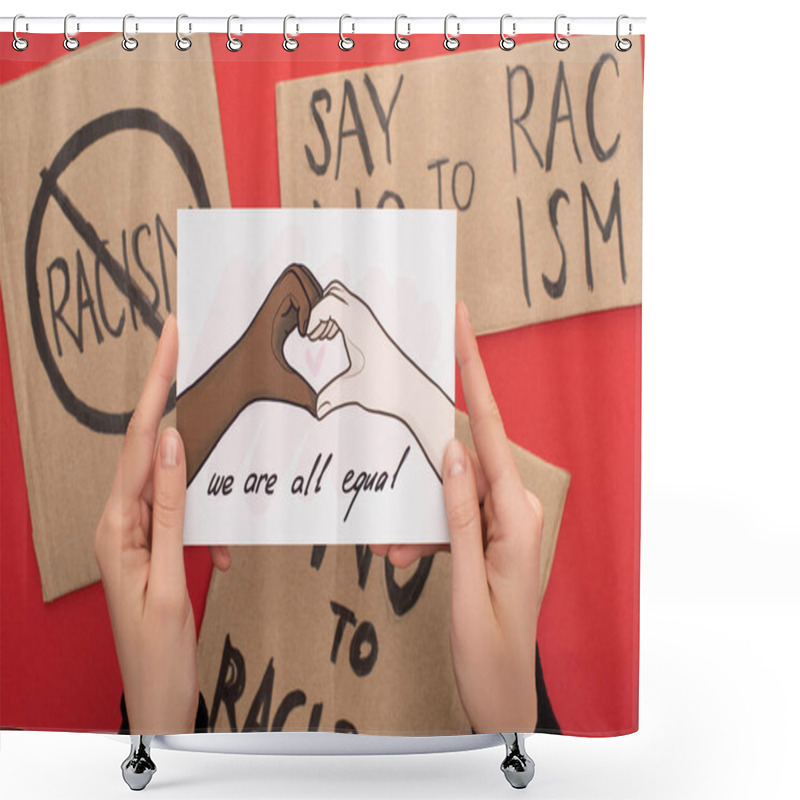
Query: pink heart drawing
xmin=305 ymin=342 xmax=326 ymax=377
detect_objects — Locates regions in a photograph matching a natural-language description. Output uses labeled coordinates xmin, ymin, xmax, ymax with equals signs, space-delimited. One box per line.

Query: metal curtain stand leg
xmin=500 ymin=733 xmax=535 ymax=789
xmin=121 ymin=735 xmax=156 ymax=790
xmin=118 ymin=732 xmax=533 ymax=790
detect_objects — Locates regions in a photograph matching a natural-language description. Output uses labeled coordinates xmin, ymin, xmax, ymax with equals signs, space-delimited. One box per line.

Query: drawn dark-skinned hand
xmin=94 ymin=316 xmax=200 ymax=734
xmin=373 ymin=302 xmax=544 ymax=733
xmin=178 ymin=263 xmax=323 ymax=485
xmin=307 ymin=280 xmax=454 ymax=478
xmin=245 ymin=263 xmax=324 ymax=412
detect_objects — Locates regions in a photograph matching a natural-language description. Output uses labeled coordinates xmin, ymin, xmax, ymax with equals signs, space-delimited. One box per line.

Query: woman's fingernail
xmin=161 ymin=428 xmax=180 ymax=468
xmin=446 ymin=440 xmax=464 ymax=477
xmin=160 ymin=314 xmax=172 ymax=340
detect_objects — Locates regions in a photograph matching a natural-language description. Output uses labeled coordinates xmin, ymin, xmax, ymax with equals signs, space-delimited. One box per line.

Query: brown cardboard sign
xmin=0 ymin=35 xmax=231 ymax=602
xmin=276 ymin=36 xmax=643 ymax=336
xmin=196 ymin=411 xmax=569 ymax=735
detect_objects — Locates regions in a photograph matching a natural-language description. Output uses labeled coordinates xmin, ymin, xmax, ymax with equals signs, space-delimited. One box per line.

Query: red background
xmin=0 ymin=33 xmax=641 ymax=737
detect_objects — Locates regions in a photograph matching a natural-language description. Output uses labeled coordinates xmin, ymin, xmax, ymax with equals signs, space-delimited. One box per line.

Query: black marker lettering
xmin=427 ymin=158 xmax=449 ymax=208
xmin=94 ymin=242 xmax=125 ymax=338
xmin=546 ymin=61 xmax=582 ymax=171
xmin=46 ymin=257 xmax=77 ymax=357
xmin=311 ymin=545 xmax=326 ymax=570
xmin=506 ymin=65 xmax=543 ymax=173
xmin=154 ymin=213 xmax=175 ymax=313
xmin=451 ymin=161 xmax=475 ymax=211
xmin=516 ymin=198 xmax=531 ymax=308
xmin=329 ymin=600 xmax=357 ymax=664
xmin=305 ymin=88 xmax=333 ymax=176
xmin=586 ymin=53 xmax=621 ymax=162
xmin=121 ymin=228 xmax=138 ymax=332
xmin=363 ymin=72 xmax=404 ymax=165
xmin=308 ymin=703 xmax=323 ymax=732
xmin=335 ymin=720 xmax=358 ymax=734
xmin=349 ymin=621 xmax=378 ymax=677
xmin=132 ymin=223 xmax=160 ymax=310
xmin=75 ymin=248 xmax=103 ymax=349
xmin=354 ymin=544 xmax=373 ymax=590
xmin=335 ymin=80 xmax=374 ymax=180
xmin=542 ymin=189 xmax=570 ymax=299
xmin=581 ymin=179 xmax=625 ymax=291
xmin=385 ymin=554 xmax=435 ymax=616
xmin=377 ymin=190 xmax=404 ymax=208
xmin=272 ymin=690 xmax=307 ymax=732
xmin=242 ymin=657 xmax=275 ymax=732
xmin=209 ymin=633 xmax=246 ymax=733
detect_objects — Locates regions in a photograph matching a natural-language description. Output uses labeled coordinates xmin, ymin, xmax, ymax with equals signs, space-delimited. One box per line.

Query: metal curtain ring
xmin=227 ymin=15 xmax=243 ymax=51
xmin=444 ymin=14 xmax=460 ymax=50
xmin=176 ymin=14 xmax=192 ymax=51
xmin=283 ymin=15 xmax=299 ymax=51
xmin=339 ymin=14 xmax=354 ymax=51
xmin=63 ymin=13 xmax=79 ymax=51
xmin=394 ymin=14 xmax=410 ymax=50
xmin=12 ymin=14 xmax=29 ymax=51
xmin=553 ymin=14 xmax=570 ymax=51
xmin=500 ymin=14 xmax=515 ymax=51
xmin=616 ymin=14 xmax=632 ymax=51
xmin=122 ymin=14 xmax=138 ymax=51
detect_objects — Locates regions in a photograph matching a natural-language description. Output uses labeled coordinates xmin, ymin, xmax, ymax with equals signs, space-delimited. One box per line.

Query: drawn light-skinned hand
xmin=374 ymin=301 xmax=544 ymax=733
xmin=307 ymin=280 xmax=454 ymax=479
xmin=94 ymin=316 xmax=229 ymax=735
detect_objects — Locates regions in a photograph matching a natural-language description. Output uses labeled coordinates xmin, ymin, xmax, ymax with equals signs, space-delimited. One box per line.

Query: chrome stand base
xmin=121 ymin=735 xmax=156 ymax=791
xmin=500 ymin=733 xmax=535 ymax=789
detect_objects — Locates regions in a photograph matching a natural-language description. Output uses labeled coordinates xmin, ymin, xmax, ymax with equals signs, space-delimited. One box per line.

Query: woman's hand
xmin=374 ymin=301 xmax=544 ymax=733
xmin=94 ymin=316 xmax=220 ymax=734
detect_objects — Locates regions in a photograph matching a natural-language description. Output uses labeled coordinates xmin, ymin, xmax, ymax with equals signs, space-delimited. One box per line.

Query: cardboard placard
xmin=276 ymin=36 xmax=643 ymax=336
xmin=0 ymin=35 xmax=231 ymax=601
xmin=197 ymin=410 xmax=570 ymax=735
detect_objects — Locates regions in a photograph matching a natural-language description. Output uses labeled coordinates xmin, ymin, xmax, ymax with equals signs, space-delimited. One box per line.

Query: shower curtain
xmin=0 ymin=28 xmax=643 ymax=739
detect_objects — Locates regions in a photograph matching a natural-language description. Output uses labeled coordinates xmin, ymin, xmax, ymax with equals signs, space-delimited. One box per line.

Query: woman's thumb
xmin=149 ymin=428 xmax=188 ymax=598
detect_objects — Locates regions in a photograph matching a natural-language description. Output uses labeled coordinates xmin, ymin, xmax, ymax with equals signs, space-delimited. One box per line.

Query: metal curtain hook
xmin=339 ymin=14 xmax=355 ymax=50
xmin=227 ymin=15 xmax=243 ymax=51
xmin=12 ymin=14 xmax=29 ymax=51
xmin=616 ymin=14 xmax=632 ymax=51
xmin=283 ymin=15 xmax=299 ymax=51
xmin=444 ymin=13 xmax=460 ymax=51
xmin=176 ymin=14 xmax=192 ymax=51
xmin=122 ymin=14 xmax=138 ymax=51
xmin=394 ymin=14 xmax=410 ymax=50
xmin=500 ymin=14 xmax=515 ymax=51
xmin=553 ymin=14 xmax=570 ymax=51
xmin=63 ymin=13 xmax=79 ymax=51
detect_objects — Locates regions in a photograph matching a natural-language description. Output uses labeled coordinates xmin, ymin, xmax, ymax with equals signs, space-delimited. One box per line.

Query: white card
xmin=177 ymin=208 xmax=456 ymax=545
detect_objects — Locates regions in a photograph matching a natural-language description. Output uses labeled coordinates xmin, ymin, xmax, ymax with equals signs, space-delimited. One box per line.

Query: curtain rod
xmin=1 ymin=16 xmax=646 ymax=36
